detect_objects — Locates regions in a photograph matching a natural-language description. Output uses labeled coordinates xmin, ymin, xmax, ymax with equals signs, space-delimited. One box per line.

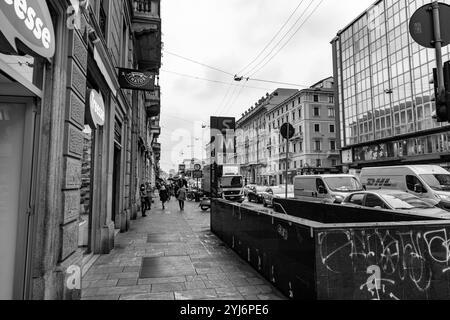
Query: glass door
xmin=0 ymin=100 xmax=34 ymax=299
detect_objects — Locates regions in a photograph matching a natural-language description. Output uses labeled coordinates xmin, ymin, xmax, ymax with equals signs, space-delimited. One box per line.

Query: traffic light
xmin=433 ymin=61 xmax=450 ymax=122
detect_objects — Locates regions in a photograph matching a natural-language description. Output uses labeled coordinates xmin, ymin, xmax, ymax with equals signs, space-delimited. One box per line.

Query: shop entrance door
xmin=0 ymin=100 xmax=35 ymax=299
xmin=112 ymin=144 xmax=122 ymax=225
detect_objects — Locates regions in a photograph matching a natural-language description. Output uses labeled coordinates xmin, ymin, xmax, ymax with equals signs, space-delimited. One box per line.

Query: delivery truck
xmin=202 ymin=164 xmax=245 ymax=202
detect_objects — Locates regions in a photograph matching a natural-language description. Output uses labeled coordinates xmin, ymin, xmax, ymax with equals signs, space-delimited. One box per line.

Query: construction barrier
xmin=211 ymin=199 xmax=450 ymax=300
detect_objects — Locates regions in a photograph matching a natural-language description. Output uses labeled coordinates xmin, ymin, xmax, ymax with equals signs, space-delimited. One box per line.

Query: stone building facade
xmin=0 ymin=0 xmax=162 ymax=300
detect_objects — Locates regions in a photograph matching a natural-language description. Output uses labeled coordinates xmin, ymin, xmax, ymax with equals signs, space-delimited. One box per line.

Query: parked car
xmin=360 ymin=165 xmax=450 ymax=211
xmin=342 ymin=190 xmax=450 ymax=219
xmin=247 ymin=186 xmax=267 ymax=204
xmin=244 ymin=185 xmax=257 ymax=197
xmin=262 ymin=185 xmax=295 ymax=208
xmin=294 ymin=175 xmax=364 ymax=204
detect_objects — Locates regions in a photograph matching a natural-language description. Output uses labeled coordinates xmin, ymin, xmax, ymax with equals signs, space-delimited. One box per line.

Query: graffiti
xmin=318 ymin=228 xmax=450 ymax=298
xmin=277 ymin=224 xmax=289 ymax=241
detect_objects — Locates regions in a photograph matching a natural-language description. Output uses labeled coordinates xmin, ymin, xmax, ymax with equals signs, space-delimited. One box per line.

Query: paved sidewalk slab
xmin=82 ymin=199 xmax=286 ymax=300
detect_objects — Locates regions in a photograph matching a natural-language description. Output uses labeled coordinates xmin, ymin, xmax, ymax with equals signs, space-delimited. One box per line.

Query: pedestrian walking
xmin=145 ymin=182 xmax=153 ymax=211
xmin=159 ymin=185 xmax=169 ymax=210
xmin=177 ymin=185 xmax=187 ymax=211
xmin=139 ymin=184 xmax=147 ymax=217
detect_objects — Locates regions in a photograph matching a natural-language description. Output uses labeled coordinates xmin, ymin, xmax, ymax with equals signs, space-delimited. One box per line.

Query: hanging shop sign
xmin=118 ymin=68 xmax=155 ymax=91
xmin=0 ymin=0 xmax=55 ymax=58
xmin=87 ymin=89 xmax=105 ymax=128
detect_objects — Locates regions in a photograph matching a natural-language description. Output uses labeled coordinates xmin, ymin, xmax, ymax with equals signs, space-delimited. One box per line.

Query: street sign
xmin=280 ymin=123 xmax=295 ymax=140
xmin=193 ymin=170 xmax=203 ymax=179
xmin=409 ymin=2 xmax=450 ymax=48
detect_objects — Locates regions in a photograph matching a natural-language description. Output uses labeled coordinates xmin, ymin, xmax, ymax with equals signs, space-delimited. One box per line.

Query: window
xmin=329 ymin=95 xmax=334 ymax=103
xmin=292 ymin=112 xmax=296 ymax=121
xmin=365 ymin=194 xmax=388 ymax=209
xmin=298 ymin=108 xmax=302 ymax=119
xmin=316 ymin=159 xmax=322 ymax=167
xmin=314 ymin=124 xmax=320 ymax=132
xmin=331 ymin=159 xmax=337 ymax=166
xmin=330 ymin=141 xmax=336 ymax=151
xmin=328 ymin=108 xmax=335 ymax=118
xmin=299 ymin=125 xmax=302 ymax=133
xmin=99 ymin=0 xmax=109 ymax=40
xmin=315 ymin=141 xmax=321 ymax=151
xmin=348 ymin=194 xmax=365 ymax=206
xmin=314 ymin=95 xmax=319 ymax=102
xmin=314 ymin=107 xmax=320 ymax=117
xmin=300 ymin=160 xmax=303 ymax=167
xmin=330 ymin=124 xmax=335 ymax=133
xmin=406 ymin=175 xmax=427 ymax=193
xmin=299 ymin=142 xmax=303 ymax=152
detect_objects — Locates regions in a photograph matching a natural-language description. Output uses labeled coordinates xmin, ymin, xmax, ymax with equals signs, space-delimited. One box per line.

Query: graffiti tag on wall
xmin=317 ymin=228 xmax=450 ymax=300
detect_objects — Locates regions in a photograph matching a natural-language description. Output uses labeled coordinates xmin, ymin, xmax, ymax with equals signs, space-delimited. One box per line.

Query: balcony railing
xmin=145 ymin=86 xmax=161 ymax=117
xmin=291 ymin=132 xmax=304 ymax=141
xmin=133 ymin=0 xmax=160 ymax=19
xmin=132 ymin=0 xmax=161 ymax=71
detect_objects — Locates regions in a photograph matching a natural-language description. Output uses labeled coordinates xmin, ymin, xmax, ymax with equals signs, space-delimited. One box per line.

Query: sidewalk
xmin=81 ymin=198 xmax=286 ymax=300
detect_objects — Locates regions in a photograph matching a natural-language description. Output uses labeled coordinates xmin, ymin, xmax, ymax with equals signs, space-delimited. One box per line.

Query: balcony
xmin=291 ymin=132 xmax=304 ymax=141
xmin=152 ymin=142 xmax=161 ymax=152
xmin=145 ymin=86 xmax=160 ymax=117
xmin=327 ymin=150 xmax=340 ymax=158
xmin=132 ymin=0 xmax=161 ymax=72
xmin=149 ymin=117 xmax=161 ymax=137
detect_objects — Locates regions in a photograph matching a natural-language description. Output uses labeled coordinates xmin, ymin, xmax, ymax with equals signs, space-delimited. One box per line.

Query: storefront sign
xmin=87 ymin=89 xmax=105 ymax=128
xmin=0 ymin=0 xmax=55 ymax=58
xmin=118 ymin=68 xmax=155 ymax=91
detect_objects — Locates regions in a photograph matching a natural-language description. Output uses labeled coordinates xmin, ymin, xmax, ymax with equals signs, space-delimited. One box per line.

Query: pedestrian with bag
xmin=177 ymin=184 xmax=187 ymax=211
xmin=139 ymin=184 xmax=148 ymax=217
xmin=159 ymin=185 xmax=169 ymax=210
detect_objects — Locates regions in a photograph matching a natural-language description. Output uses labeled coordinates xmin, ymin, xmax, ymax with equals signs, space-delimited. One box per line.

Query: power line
xmin=244 ymin=0 xmax=316 ymax=77
xmin=163 ymin=49 xmax=235 ymax=76
xmin=213 ymin=80 xmax=235 ymax=115
xmin=236 ymin=0 xmax=306 ymax=76
xmin=249 ymin=0 xmax=325 ymax=78
xmin=161 ymin=69 xmax=269 ymax=90
xmin=247 ymin=78 xmax=310 ymax=88
xmin=222 ymin=81 xmax=248 ymax=116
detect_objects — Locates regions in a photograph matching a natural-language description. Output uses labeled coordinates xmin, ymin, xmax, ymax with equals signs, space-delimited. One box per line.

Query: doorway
xmin=112 ymin=143 xmax=122 ymax=226
xmin=0 ymin=99 xmax=35 ymax=299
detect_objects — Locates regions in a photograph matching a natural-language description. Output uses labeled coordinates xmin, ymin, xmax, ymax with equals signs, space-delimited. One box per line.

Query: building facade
xmin=236 ymin=89 xmax=298 ymax=186
xmin=236 ymin=79 xmax=338 ymax=187
xmin=332 ymin=0 xmax=450 ymax=172
xmin=0 ymin=0 xmax=161 ymax=300
xmin=267 ymin=77 xmax=339 ymax=185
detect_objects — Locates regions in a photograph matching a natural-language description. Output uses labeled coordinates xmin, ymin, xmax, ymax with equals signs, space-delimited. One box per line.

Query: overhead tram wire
xmin=248 ymin=0 xmax=325 ymax=78
xmin=243 ymin=0 xmax=317 ymax=78
xmin=163 ymin=49 xmax=235 ymax=76
xmin=213 ymin=80 xmax=235 ymax=115
xmin=221 ymin=81 xmax=248 ymax=116
xmin=161 ymin=69 xmax=270 ymax=90
xmin=236 ymin=0 xmax=306 ymax=76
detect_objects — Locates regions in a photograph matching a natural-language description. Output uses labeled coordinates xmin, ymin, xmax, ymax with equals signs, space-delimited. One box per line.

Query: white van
xmin=293 ymin=175 xmax=364 ymax=204
xmin=360 ymin=165 xmax=450 ymax=210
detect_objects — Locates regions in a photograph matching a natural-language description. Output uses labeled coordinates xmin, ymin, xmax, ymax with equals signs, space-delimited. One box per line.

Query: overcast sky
xmin=159 ymin=0 xmax=375 ymax=173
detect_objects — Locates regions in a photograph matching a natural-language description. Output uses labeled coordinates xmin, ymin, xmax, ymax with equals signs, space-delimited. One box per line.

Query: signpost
xmin=280 ymin=123 xmax=295 ymax=199
xmin=410 ymin=2 xmax=450 ymax=121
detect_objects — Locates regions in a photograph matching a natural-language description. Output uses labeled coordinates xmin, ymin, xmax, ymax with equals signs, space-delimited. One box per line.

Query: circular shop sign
xmin=89 ymin=89 xmax=105 ymax=128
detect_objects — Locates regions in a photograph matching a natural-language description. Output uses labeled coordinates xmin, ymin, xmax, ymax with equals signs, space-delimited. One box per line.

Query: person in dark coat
xmin=139 ymin=184 xmax=147 ymax=217
xmin=159 ymin=185 xmax=169 ymax=210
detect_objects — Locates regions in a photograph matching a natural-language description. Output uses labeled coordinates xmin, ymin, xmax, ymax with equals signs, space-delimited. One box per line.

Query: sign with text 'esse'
xmin=0 ymin=0 xmax=55 ymax=58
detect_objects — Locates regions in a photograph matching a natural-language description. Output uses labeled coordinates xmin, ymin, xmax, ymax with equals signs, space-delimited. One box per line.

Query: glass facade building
xmin=332 ymin=0 xmax=450 ymax=169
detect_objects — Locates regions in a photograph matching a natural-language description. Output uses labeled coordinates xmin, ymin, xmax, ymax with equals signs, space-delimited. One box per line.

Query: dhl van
xmin=359 ymin=165 xmax=450 ymax=210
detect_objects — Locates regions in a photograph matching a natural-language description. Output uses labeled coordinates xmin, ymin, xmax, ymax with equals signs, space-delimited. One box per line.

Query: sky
xmin=159 ymin=0 xmax=375 ymax=173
